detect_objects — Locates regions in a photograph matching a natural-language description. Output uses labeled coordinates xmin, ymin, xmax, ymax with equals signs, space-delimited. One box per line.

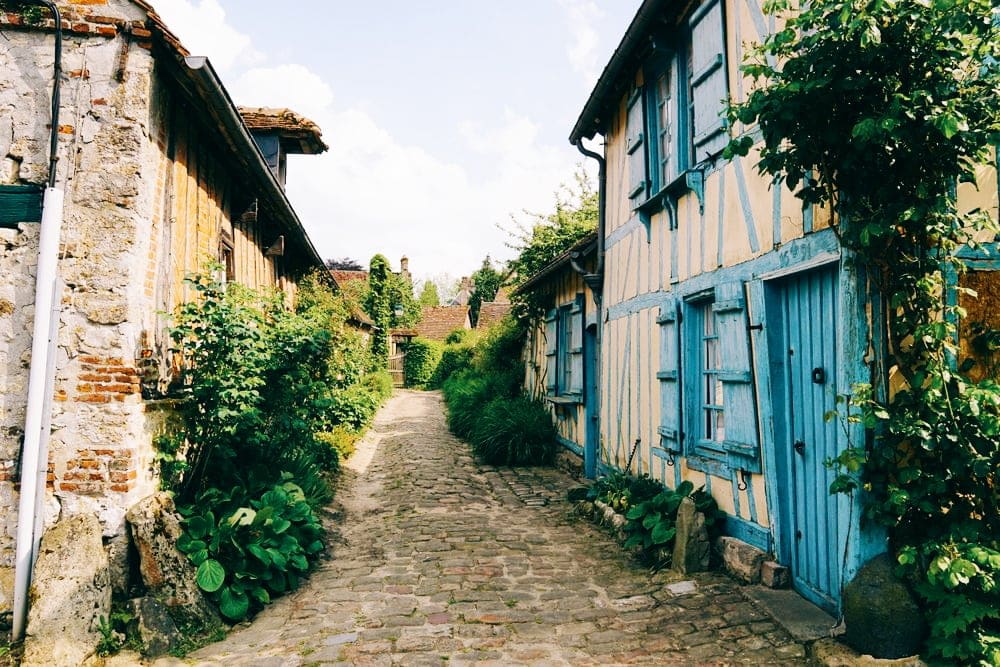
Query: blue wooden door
xmin=584 ymin=323 xmax=599 ymax=479
xmin=776 ymin=266 xmax=847 ymax=613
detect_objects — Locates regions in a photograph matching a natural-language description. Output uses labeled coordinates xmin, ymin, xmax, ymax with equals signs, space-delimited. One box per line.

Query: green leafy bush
xmin=444 ymin=328 xmax=477 ymax=345
xmin=441 ymin=369 xmax=492 ymax=439
xmin=428 ymin=341 xmax=475 ymax=388
xmin=362 ymin=370 xmax=394 ymax=402
xmin=587 ymin=472 xmax=665 ymax=513
xmin=470 ymin=395 xmax=557 ymax=466
xmin=622 ymin=481 xmax=723 ymax=566
xmin=403 ymin=338 xmax=442 ymax=387
xmin=178 ymin=479 xmax=324 ymax=622
xmin=329 ymin=384 xmax=380 ymax=431
xmin=315 ymin=427 xmax=360 ymax=462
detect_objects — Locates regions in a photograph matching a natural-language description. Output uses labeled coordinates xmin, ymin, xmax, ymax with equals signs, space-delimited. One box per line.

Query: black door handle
xmin=794 ymin=440 xmax=806 ymax=455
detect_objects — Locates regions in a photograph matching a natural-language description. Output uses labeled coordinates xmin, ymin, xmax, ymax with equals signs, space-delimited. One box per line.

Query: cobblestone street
xmin=155 ymin=390 xmax=808 ymax=666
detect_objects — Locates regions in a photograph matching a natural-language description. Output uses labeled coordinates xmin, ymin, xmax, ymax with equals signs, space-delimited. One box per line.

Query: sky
xmin=151 ymin=0 xmax=643 ymax=281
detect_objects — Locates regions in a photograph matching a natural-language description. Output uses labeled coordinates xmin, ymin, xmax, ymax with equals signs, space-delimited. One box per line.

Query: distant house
xmin=416 ymin=306 xmax=472 ymax=341
xmin=475 ymin=287 xmax=513 ymax=330
xmin=559 ymin=0 xmax=997 ymax=616
xmin=0 ymin=0 xmax=329 ymax=632
xmin=517 ymin=233 xmax=599 ymax=477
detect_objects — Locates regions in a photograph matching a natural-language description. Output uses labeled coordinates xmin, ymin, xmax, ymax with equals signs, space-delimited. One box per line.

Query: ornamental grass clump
xmin=470 ymin=395 xmax=557 ymax=466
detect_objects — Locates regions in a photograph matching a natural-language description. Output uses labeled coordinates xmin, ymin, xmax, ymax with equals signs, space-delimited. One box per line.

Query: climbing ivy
xmin=726 ymin=0 xmax=1000 ymax=661
xmin=367 ymin=254 xmax=392 ymax=369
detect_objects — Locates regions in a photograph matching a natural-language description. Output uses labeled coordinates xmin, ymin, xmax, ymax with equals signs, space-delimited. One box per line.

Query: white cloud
xmin=150 ymin=0 xmax=264 ymax=73
xmin=145 ymin=1 xmax=586 ymax=277
xmin=557 ymin=0 xmax=605 ymax=86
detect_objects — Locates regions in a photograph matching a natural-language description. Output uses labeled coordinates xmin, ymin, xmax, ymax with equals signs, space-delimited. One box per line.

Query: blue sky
xmin=154 ymin=1 xmax=643 ymax=280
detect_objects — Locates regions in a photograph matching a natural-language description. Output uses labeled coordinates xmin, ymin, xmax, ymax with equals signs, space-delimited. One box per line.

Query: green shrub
xmin=362 ymin=370 xmax=394 ymax=402
xmin=469 ymin=395 xmax=557 ymax=466
xmin=587 ymin=472 xmax=665 ymax=513
xmin=316 ymin=427 xmax=360 ymax=461
xmin=444 ymin=328 xmax=477 ymax=345
xmin=473 ymin=315 xmax=526 ymax=377
xmin=429 ymin=342 xmax=475 ymax=388
xmin=442 ymin=369 xmax=492 ymax=439
xmin=329 ymin=384 xmax=380 ymax=431
xmin=177 ymin=478 xmax=324 ymax=622
xmin=404 ymin=338 xmax=442 ymax=387
xmin=622 ymin=481 xmax=724 ymax=566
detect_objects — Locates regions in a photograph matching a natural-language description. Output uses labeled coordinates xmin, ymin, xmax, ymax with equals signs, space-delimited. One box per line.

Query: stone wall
xmin=0 ymin=0 xmax=160 ymax=607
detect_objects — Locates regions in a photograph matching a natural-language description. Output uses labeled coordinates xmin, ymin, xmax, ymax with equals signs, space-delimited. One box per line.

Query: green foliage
xmin=315 ymin=427 xmax=360 ymax=462
xmin=587 ymin=472 xmax=665 ymax=513
xmin=622 ymin=481 xmax=723 ymax=566
xmin=730 ymin=0 xmax=1000 ymax=660
xmin=428 ymin=340 xmax=476 ymax=388
xmin=403 ymin=337 xmax=443 ymax=388
xmin=177 ymin=479 xmax=324 ymax=623
xmin=417 ymin=280 xmax=440 ymax=307
xmin=0 ymin=1 xmax=43 ymax=23
xmin=328 ymin=372 xmax=390 ymax=431
xmin=507 ymin=169 xmax=598 ymax=320
xmin=468 ymin=256 xmax=504 ymax=327
xmin=444 ymin=328 xmax=477 ymax=345
xmin=367 ymin=254 xmax=392 ymax=369
xmin=470 ymin=395 xmax=557 ymax=466
xmin=96 ymin=614 xmax=127 ymax=657
xmin=898 ymin=541 xmax=1000 ymax=666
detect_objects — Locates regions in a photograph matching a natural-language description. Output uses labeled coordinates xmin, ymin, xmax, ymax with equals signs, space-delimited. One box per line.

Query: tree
xmin=417 ymin=280 xmax=440 ymax=307
xmin=366 ymin=254 xmax=391 ymax=369
xmin=507 ymin=168 xmax=597 ymax=282
xmin=325 ymin=257 xmax=364 ymax=271
xmin=507 ymin=168 xmax=598 ymax=319
xmin=727 ymin=1 xmax=1000 ymax=661
xmin=386 ymin=271 xmax=421 ymax=329
xmin=468 ymin=256 xmax=503 ymax=328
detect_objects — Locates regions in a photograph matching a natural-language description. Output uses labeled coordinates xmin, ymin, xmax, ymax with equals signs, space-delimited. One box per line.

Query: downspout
xmin=573 ymin=139 xmax=606 ymax=289
xmin=574 ymin=138 xmax=606 ymax=478
xmin=12 ymin=0 xmax=64 ymax=643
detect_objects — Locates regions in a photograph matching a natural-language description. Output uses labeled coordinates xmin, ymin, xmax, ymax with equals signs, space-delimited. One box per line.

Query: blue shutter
xmin=657 ymin=296 xmax=682 ymax=453
xmin=544 ymin=309 xmax=557 ymax=395
xmin=713 ymin=282 xmax=762 ymax=473
xmin=569 ymin=294 xmax=585 ymax=394
xmin=688 ymin=0 xmax=729 ymax=162
xmin=626 ymin=87 xmax=648 ymax=203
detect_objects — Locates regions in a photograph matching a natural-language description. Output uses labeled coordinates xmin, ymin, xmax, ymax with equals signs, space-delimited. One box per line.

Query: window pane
xmin=656 ymin=70 xmax=673 ymax=186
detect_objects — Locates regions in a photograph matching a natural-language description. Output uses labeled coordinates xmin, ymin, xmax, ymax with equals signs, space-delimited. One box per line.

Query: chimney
xmin=399 ymin=256 xmax=411 ymax=284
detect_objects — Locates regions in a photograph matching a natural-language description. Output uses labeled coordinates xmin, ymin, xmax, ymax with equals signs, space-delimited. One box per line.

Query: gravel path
xmin=152 ymin=390 xmax=807 ymax=666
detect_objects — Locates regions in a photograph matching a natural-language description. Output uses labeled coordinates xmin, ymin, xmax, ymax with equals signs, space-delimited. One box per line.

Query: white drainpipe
xmin=11 ymin=186 xmax=64 ymax=641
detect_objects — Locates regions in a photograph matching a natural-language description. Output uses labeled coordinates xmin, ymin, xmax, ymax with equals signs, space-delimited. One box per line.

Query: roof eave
xmin=513 ymin=233 xmax=598 ymax=296
xmin=568 ymin=0 xmax=675 ymax=144
xmin=175 ymin=56 xmax=327 ymax=272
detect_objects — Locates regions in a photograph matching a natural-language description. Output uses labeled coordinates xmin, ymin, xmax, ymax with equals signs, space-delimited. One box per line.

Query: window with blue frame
xmin=544 ymin=294 xmax=585 ymax=399
xmin=627 ymin=0 xmax=729 ymax=210
xmin=686 ymin=297 xmax=727 ymax=462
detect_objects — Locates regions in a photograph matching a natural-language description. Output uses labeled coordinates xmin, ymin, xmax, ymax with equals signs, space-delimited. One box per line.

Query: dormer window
xmin=238 ymin=107 xmax=328 ymax=189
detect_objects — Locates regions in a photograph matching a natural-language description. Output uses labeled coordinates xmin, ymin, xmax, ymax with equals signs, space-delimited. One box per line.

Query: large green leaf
xmin=196 ymin=559 xmax=226 ymax=593
xmin=651 ymin=522 xmax=676 ymax=545
xmin=219 ymin=586 xmax=249 ymax=621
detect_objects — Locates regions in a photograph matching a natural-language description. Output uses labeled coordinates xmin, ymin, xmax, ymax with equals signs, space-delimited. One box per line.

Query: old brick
xmin=110 ymin=483 xmax=130 ymax=493
xmin=77 ymin=394 xmax=110 ymax=404
xmin=79 ymin=373 xmax=113 ymax=383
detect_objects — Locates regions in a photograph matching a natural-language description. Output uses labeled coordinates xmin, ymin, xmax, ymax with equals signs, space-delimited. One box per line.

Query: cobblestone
xmin=152 ymin=390 xmax=806 ymax=665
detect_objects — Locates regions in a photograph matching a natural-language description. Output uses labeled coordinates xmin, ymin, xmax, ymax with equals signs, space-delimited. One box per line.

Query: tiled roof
xmin=476 ymin=302 xmax=513 ymax=329
xmin=238 ymin=107 xmax=328 ymax=154
xmin=416 ymin=306 xmax=471 ymax=341
xmin=329 ymin=270 xmax=369 ymax=287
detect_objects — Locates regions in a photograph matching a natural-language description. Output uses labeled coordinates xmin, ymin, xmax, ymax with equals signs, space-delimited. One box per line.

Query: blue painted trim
xmin=605 ymin=229 xmax=840 ymax=322
xmin=557 ymin=435 xmax=585 ymax=458
xmin=725 ymin=515 xmax=772 ymax=552
xmin=734 ymin=159 xmax=762 ymax=253
xmin=772 ymin=180 xmax=782 ymax=248
xmin=745 ymin=471 xmax=759 ymax=524
xmin=730 ymin=475 xmax=743 ymax=517
xmin=744 ymin=0 xmax=768 ymax=39
xmin=686 ymin=454 xmax=731 ymax=478
xmin=607 ymin=290 xmax=669 ymax=320
xmin=718 ymin=166 xmax=727 ymax=266
xmin=606 ymin=215 xmax=644 ymax=250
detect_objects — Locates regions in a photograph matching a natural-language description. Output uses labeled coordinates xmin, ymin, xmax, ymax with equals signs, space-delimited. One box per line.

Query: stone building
xmin=0 ymin=0 xmax=328 ymax=622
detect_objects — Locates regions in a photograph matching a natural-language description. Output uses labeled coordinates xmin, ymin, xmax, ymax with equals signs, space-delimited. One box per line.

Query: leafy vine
xmin=726 ymin=0 xmax=1000 ymax=661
